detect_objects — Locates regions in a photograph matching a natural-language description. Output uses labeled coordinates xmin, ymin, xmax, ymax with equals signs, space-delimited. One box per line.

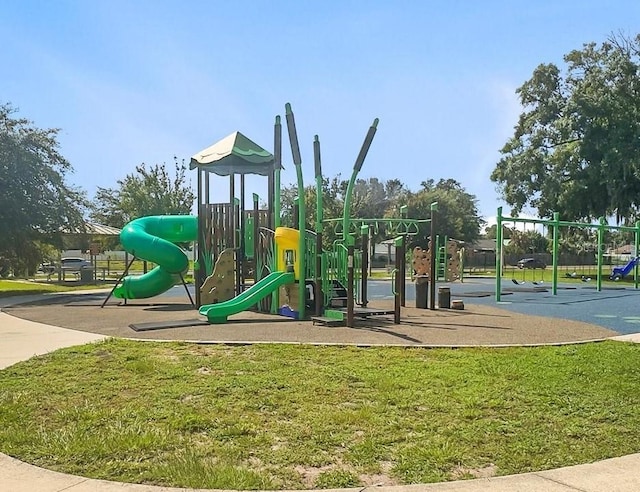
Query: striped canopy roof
xmin=190 ymin=131 xmax=275 ymax=176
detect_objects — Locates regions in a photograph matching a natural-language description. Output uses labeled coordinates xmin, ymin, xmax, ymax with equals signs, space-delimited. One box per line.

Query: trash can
xmin=80 ymin=268 xmax=93 ymax=283
xmin=438 ymin=287 xmax=451 ymax=309
xmin=415 ymin=276 xmax=428 ymax=309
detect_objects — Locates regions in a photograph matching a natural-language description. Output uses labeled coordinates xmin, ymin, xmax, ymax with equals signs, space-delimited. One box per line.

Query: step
xmin=311 ymin=316 xmax=345 ymax=327
xmin=329 ymin=296 xmax=348 ymax=307
xmin=323 ymin=309 xmax=345 ymax=321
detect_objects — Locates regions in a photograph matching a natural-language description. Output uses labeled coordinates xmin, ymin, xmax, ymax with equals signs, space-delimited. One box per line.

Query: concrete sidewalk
xmin=0 ymin=311 xmax=106 ymax=369
xmin=2 ymin=294 xmax=640 ymax=491
xmin=0 ymin=293 xmax=107 ymax=369
xmin=2 ymin=447 xmax=640 ymax=492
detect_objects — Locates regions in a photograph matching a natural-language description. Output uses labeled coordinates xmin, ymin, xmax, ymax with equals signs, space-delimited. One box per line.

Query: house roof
xmin=64 ymin=223 xmax=121 ymax=236
xmin=470 ymin=238 xmax=497 ymax=252
xmin=611 ymin=244 xmax=635 ymax=255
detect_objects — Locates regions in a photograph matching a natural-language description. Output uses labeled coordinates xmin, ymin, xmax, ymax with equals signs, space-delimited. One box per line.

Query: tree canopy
xmin=91 ymin=159 xmax=195 ymax=228
xmin=491 ymin=34 xmax=640 ymax=223
xmin=503 ymin=229 xmax=549 ymax=256
xmin=0 ymin=103 xmax=86 ymax=274
xmin=404 ymin=179 xmax=484 ymax=247
xmin=279 ymin=176 xmax=483 ymax=248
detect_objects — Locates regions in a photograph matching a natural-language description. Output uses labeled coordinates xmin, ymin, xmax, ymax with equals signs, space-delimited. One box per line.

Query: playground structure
xmin=106 ymin=103 xmax=443 ymax=326
xmin=495 ymin=207 xmax=640 ymax=300
xmin=102 ymin=215 xmax=198 ymax=306
xmin=611 ymin=257 xmax=640 ymax=281
xmin=412 ymin=238 xmax=462 ymax=283
xmin=191 ymin=104 xmax=436 ymax=326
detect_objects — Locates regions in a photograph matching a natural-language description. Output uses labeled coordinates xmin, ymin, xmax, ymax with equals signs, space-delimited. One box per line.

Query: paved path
xmin=2 ymin=292 xmax=640 ymax=491
xmin=2 ymin=449 xmax=640 ymax=491
xmin=2 ymin=292 xmax=620 ymax=346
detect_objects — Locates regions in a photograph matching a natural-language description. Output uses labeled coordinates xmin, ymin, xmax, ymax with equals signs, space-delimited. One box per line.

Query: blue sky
xmin=2 ymin=0 xmax=639 ymax=226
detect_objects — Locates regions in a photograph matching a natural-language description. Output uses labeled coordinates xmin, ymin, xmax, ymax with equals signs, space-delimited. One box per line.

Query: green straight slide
xmin=200 ymin=271 xmax=295 ymax=323
xmin=114 ymin=215 xmax=198 ymax=299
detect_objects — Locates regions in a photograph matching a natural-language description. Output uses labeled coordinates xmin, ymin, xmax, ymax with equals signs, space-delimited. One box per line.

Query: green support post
xmin=315 ymin=136 xmax=323 ymax=233
xmin=274 ymin=116 xmax=282 ymax=230
xmin=314 ymin=135 xmax=324 ymax=316
xmin=394 ymin=235 xmax=404 ymax=323
xmin=234 ymin=196 xmax=241 ymax=294
xmin=347 ymin=243 xmax=355 ymax=327
xmin=285 ymin=103 xmax=307 ymax=319
xmin=495 ymin=207 xmax=503 ymax=302
xmin=400 ymin=205 xmax=407 ymax=306
xmin=342 ymin=119 xmax=379 ymax=248
xmin=434 ymin=235 xmax=440 ymax=281
xmin=429 ymin=201 xmax=438 ymax=309
xmin=339 ymin=118 xmax=379 ymax=321
xmin=552 ymin=212 xmax=559 ymax=295
xmin=633 ymin=221 xmax=640 ymax=289
xmin=243 ymin=193 xmax=259 ymax=260
xmin=195 ymin=168 xmax=203 ymax=308
xmin=272 ymin=115 xmax=282 ymax=314
xmin=361 ymin=224 xmax=369 ymax=307
xmin=597 ymin=216 xmax=605 ymax=292
xmin=441 ymin=235 xmax=449 ymax=281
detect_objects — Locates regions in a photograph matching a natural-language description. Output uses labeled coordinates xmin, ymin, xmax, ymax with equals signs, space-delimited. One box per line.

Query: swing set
xmin=504 ymin=223 xmax=547 ymax=286
xmin=511 ymin=266 xmax=545 ymax=286
xmin=495 ymin=207 xmax=640 ymax=301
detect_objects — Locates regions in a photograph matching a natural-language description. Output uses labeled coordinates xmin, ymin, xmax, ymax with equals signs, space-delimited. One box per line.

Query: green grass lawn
xmin=1 ymin=340 xmax=640 ymax=489
xmin=0 ymin=279 xmax=109 ymax=298
xmin=463 ymin=266 xmax=639 ymax=285
xmin=504 ymin=268 xmax=638 ymax=285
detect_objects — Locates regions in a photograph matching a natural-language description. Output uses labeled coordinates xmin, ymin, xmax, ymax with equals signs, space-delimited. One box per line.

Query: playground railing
xmin=257 ymin=227 xmax=275 ymax=279
xmin=304 ymin=230 xmax=317 ymax=281
xmin=321 ymin=242 xmax=362 ymax=308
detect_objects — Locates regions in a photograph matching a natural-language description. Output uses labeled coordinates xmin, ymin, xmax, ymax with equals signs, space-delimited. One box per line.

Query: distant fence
xmin=463 ymin=251 xmax=630 ymax=269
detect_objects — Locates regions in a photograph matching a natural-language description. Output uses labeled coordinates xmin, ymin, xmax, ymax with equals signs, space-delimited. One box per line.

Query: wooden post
xmin=400 ymin=234 xmax=406 ymax=307
xmin=394 ymin=236 xmax=403 ymax=324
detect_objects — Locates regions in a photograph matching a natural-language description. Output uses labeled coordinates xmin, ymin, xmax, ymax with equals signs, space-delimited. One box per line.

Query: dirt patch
xmin=294 ymin=461 xmax=399 ymax=488
xmin=451 ymin=463 xmax=498 ymax=480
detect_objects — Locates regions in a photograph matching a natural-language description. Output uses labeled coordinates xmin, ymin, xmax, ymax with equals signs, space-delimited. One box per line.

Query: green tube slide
xmin=199 ymin=271 xmax=295 ymax=323
xmin=113 ymin=215 xmax=198 ymax=299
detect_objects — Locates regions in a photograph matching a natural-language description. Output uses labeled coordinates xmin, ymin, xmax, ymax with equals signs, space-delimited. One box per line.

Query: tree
xmin=0 ymin=103 xmax=87 ymax=275
xmin=491 ymin=34 xmax=640 ymax=223
xmin=347 ymin=177 xmax=409 ymax=245
xmin=278 ymin=176 xmax=408 ymax=248
xmin=279 ymin=176 xmax=482 ymax=251
xmin=279 ymin=176 xmax=346 ymax=248
xmin=504 ymin=230 xmax=549 ymax=255
xmin=557 ymin=227 xmax=598 ymax=256
xmin=404 ymin=179 xmax=484 ymax=247
xmin=349 ymin=178 xmax=407 ymax=220
xmin=91 ymin=159 xmax=195 ymax=228
xmin=484 ymin=224 xmax=514 ymax=240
